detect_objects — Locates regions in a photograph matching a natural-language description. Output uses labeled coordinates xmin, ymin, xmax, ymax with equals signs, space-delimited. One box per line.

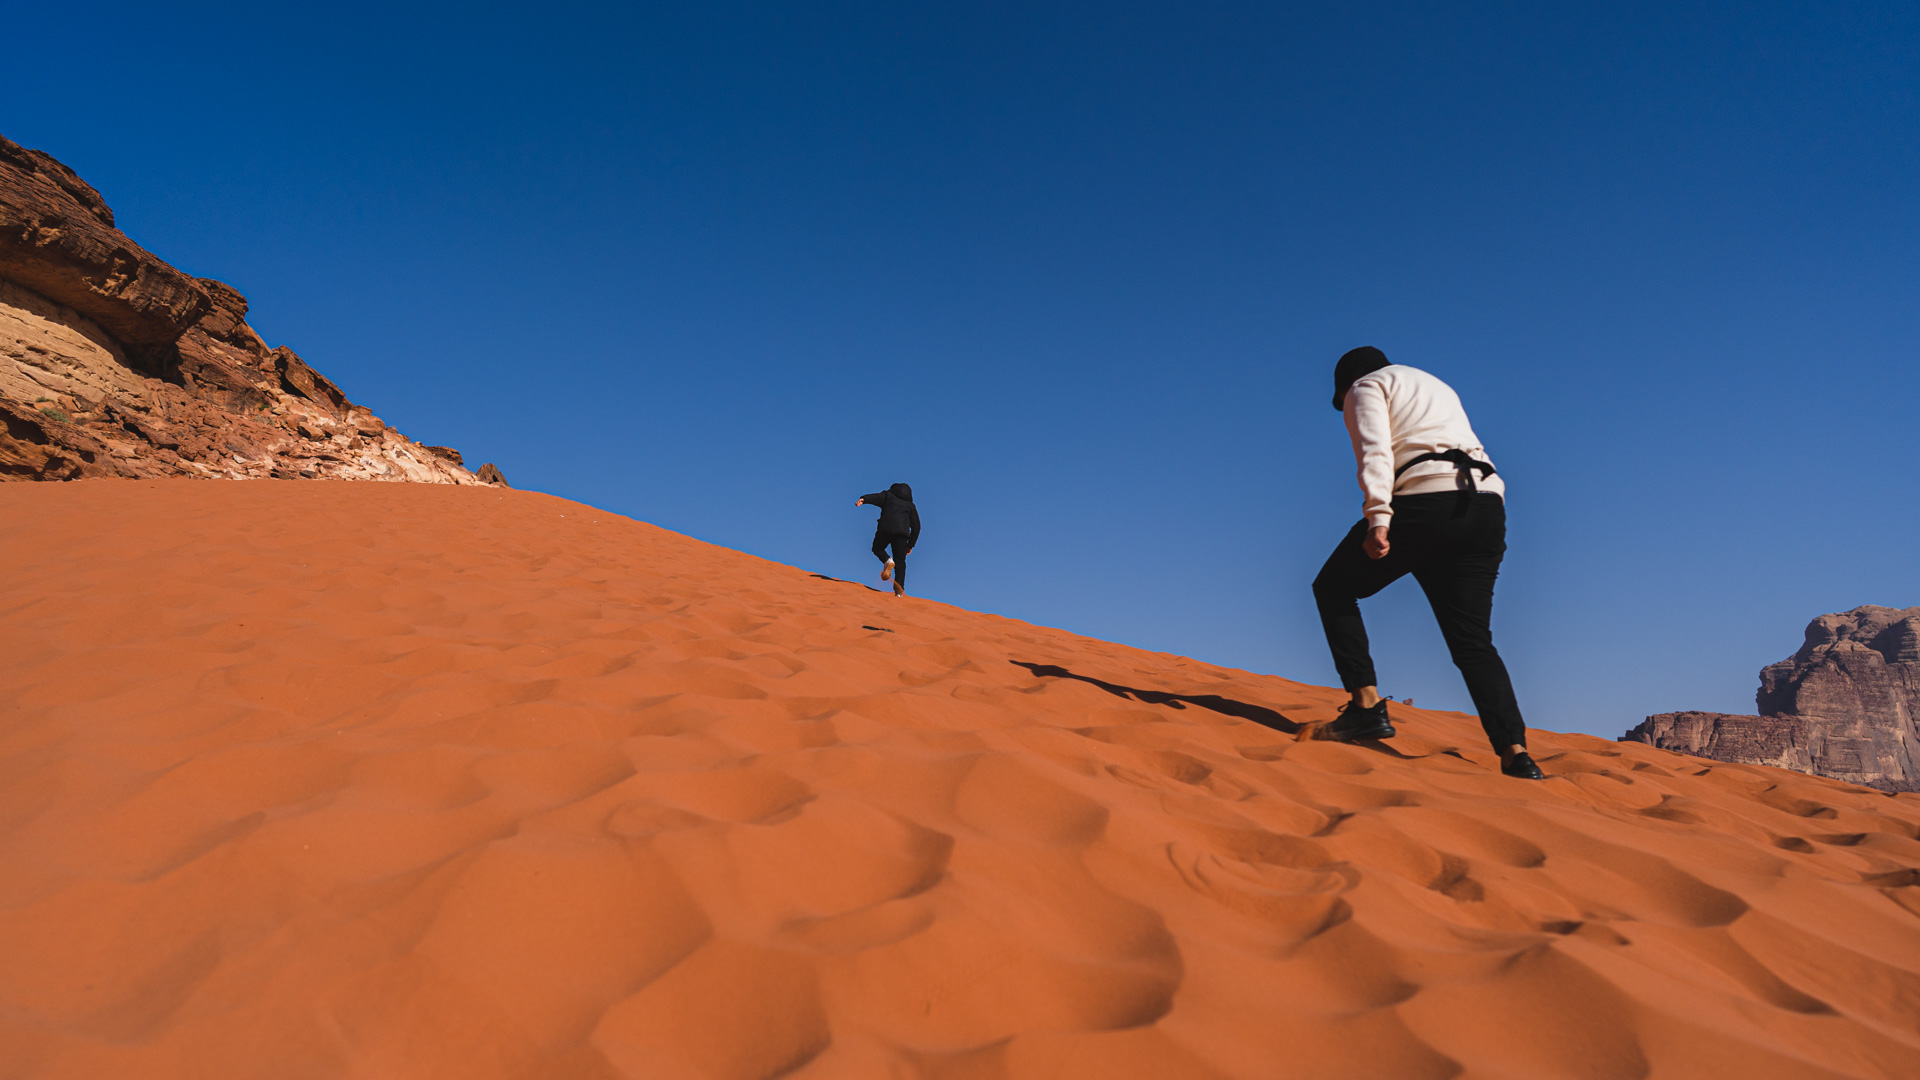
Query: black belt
xmin=1395 ymin=449 xmax=1495 ymax=496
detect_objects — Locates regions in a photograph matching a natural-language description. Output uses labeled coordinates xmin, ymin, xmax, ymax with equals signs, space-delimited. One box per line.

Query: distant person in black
xmin=855 ymin=483 xmax=920 ymax=597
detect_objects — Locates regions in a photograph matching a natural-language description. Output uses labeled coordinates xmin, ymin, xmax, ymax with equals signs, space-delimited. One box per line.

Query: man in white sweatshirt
xmin=1312 ymin=346 xmax=1544 ymax=780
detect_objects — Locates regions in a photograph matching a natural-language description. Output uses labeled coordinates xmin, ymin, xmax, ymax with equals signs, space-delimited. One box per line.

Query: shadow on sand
xmin=812 ymin=573 xmax=890 ymax=595
xmin=1010 ymin=661 xmax=1301 ymax=735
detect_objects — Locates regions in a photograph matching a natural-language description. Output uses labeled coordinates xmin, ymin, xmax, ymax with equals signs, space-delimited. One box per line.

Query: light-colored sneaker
xmin=881 ymin=559 xmax=894 ymax=581
xmin=893 ymin=580 xmax=906 ymax=597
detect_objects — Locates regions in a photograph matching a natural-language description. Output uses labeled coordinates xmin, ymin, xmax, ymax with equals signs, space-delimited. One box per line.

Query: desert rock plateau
xmin=4 ymin=480 xmax=1920 ymax=1078
xmin=1627 ymin=606 xmax=1920 ymax=793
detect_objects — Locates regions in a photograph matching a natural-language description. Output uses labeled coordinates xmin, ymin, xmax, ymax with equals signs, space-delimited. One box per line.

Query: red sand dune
xmin=3 ymin=480 xmax=1919 ymax=1079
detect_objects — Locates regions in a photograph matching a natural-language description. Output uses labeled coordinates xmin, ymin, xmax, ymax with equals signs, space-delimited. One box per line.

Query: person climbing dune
xmin=855 ymin=483 xmax=920 ymax=597
xmin=1312 ymin=346 xmax=1545 ymax=780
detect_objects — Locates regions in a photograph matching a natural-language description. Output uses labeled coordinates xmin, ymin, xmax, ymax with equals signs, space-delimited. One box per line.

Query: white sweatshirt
xmin=1343 ymin=364 xmax=1504 ymax=529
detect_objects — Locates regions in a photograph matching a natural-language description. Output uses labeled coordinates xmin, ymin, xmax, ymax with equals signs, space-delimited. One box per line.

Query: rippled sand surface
xmin=3 ymin=480 xmax=1919 ymax=1079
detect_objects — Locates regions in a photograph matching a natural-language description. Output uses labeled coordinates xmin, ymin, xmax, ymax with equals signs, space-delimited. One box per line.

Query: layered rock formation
xmin=1624 ymin=605 xmax=1920 ymax=791
xmin=0 ymin=134 xmax=494 ymax=483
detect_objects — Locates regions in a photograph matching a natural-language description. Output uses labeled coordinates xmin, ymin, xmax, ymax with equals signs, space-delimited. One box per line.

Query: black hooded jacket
xmin=860 ymin=483 xmax=921 ymax=544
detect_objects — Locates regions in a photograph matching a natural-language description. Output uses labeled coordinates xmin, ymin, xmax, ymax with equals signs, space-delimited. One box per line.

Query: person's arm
xmin=1345 ymin=379 xmax=1395 ymax=555
xmin=856 ymin=492 xmax=887 ymax=507
xmin=908 ymin=504 xmax=921 ymax=549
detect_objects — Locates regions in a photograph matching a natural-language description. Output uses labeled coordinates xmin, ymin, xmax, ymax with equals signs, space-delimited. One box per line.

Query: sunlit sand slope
xmin=3 ymin=480 xmax=1919 ymax=1079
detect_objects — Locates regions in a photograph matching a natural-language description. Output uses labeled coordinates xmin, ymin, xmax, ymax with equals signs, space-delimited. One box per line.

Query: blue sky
xmin=7 ymin=1 xmax=1916 ymax=737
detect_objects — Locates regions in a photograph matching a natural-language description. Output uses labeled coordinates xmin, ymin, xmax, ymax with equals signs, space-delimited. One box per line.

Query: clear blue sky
xmin=8 ymin=2 xmax=1916 ymax=737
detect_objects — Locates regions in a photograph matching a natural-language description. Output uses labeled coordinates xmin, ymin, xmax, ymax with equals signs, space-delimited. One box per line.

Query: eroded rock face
xmin=0 ymin=138 xmax=207 ymax=356
xmin=1624 ymin=606 xmax=1920 ymax=792
xmin=0 ymin=134 xmax=495 ymax=485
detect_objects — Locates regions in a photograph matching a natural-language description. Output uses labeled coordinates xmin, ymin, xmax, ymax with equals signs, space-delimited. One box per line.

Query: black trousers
xmin=872 ymin=532 xmax=910 ymax=587
xmin=1311 ymin=491 xmax=1527 ymax=751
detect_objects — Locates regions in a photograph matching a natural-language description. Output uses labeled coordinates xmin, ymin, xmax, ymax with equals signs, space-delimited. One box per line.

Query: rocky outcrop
xmin=1624 ymin=606 xmax=1920 ymax=792
xmin=1620 ymin=711 xmax=1819 ymax=776
xmin=0 ymin=139 xmax=207 ymax=359
xmin=0 ymin=134 xmax=496 ymax=484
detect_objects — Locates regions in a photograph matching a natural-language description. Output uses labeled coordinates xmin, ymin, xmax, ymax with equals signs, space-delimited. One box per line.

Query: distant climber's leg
xmin=873 ymin=534 xmax=894 ymax=580
xmin=890 ymin=537 xmax=908 ymax=592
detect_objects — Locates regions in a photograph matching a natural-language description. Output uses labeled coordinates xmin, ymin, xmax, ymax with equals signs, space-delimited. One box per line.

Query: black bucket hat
xmin=1332 ymin=346 xmax=1391 ymax=410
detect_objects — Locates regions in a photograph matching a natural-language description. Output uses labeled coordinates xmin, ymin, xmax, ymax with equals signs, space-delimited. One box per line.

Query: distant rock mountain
xmin=0 ymin=134 xmax=499 ymax=483
xmin=1624 ymin=605 xmax=1920 ymax=792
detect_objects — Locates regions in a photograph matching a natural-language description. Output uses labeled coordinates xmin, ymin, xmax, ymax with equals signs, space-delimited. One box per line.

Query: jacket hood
xmin=888 ymin=483 xmax=913 ymax=501
xmin=1332 ymin=346 xmax=1392 ymax=410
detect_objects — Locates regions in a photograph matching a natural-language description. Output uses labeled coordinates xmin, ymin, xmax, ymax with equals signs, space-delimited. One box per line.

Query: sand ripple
xmin=2 ymin=480 xmax=1919 ymax=1078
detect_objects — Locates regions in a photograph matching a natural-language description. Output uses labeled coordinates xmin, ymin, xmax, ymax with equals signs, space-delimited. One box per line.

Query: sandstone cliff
xmin=0 ymin=134 xmax=494 ymax=483
xmin=1624 ymin=605 xmax=1920 ymax=792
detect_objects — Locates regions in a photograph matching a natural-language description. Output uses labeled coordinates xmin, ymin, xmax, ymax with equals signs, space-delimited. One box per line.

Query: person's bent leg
xmin=1313 ymin=520 xmax=1414 ymax=740
xmin=1312 ymin=521 xmax=1412 ymax=694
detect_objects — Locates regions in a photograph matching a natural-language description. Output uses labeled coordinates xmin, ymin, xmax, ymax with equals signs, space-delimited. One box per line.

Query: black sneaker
xmin=1321 ymin=700 xmax=1394 ymax=742
xmin=1502 ymin=751 xmax=1545 ymax=780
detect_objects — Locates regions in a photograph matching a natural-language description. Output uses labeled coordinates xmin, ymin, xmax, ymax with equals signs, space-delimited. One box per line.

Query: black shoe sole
xmin=1320 ymin=721 xmax=1396 ymax=743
